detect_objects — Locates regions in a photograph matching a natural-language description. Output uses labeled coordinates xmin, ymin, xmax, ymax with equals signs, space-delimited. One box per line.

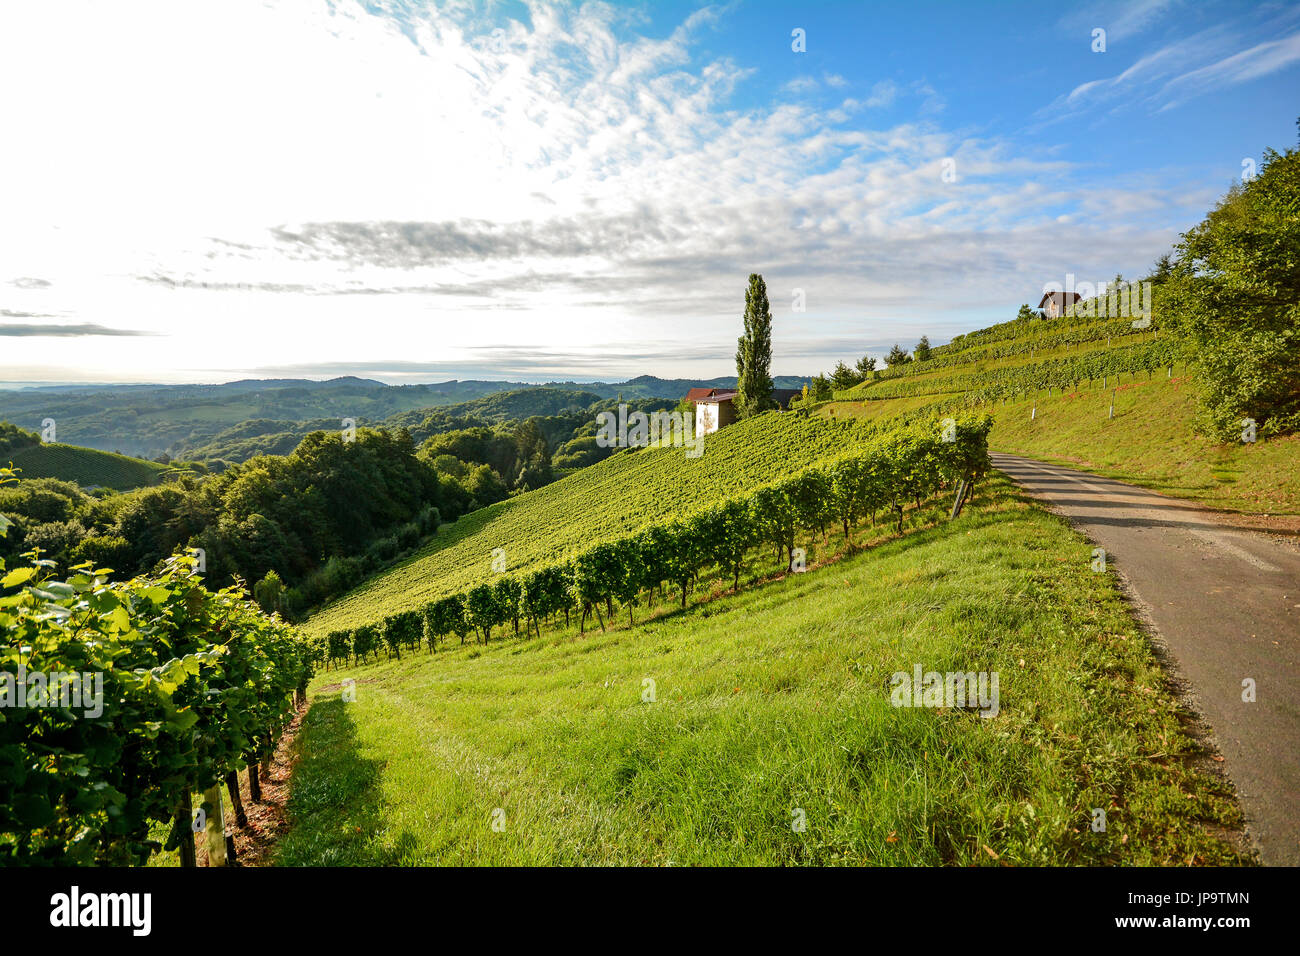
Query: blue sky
xmin=0 ymin=0 xmax=1296 ymax=385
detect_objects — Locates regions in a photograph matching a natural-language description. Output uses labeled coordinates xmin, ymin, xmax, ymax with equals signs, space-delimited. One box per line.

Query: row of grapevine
xmin=308 ymin=411 xmax=900 ymax=636
xmin=850 ymin=339 xmax=1180 ymax=402
xmin=321 ymin=415 xmax=992 ymax=664
xmin=1 ymin=463 xmax=317 ymax=865
xmin=931 ymin=305 xmax=1155 ymax=356
xmin=874 ymin=319 xmax=1158 ymax=383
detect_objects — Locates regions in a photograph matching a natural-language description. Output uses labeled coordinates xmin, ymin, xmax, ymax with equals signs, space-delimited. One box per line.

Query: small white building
xmin=685 ymin=387 xmax=738 ymax=437
xmin=1038 ymin=290 xmax=1082 ymax=319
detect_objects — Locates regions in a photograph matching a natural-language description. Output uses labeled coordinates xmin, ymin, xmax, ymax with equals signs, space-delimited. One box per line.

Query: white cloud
xmin=1154 ymin=31 xmax=1300 ymax=110
xmin=0 ymin=0 xmax=1211 ymax=384
xmin=1041 ymin=8 xmax=1300 ymax=121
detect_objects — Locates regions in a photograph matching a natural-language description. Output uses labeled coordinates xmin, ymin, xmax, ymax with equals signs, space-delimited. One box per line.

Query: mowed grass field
xmin=823 ymin=374 xmax=1300 ymax=517
xmin=8 ymin=442 xmax=165 ymax=490
xmin=989 ymin=375 xmax=1300 ymax=516
xmin=305 ymin=411 xmax=881 ymax=636
xmin=279 ymin=477 xmax=1247 ymax=866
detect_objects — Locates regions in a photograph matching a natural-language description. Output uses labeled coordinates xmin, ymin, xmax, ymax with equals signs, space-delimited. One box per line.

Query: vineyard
xmin=870 ymin=317 xmax=1157 ymax=383
xmin=0 ymin=463 xmax=317 ymax=865
xmin=7 ymin=442 xmax=165 ymax=491
xmin=843 ymin=339 xmax=1179 ymax=404
xmin=316 ymin=414 xmax=993 ymax=665
xmin=305 ymin=410 xmax=897 ymax=636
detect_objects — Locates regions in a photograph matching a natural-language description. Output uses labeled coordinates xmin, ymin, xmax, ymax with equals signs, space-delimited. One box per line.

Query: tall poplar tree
xmin=735 ymin=273 xmax=775 ymax=418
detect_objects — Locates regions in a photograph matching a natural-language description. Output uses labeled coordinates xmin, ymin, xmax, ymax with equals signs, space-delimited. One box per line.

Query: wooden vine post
xmin=950 ymin=479 xmax=970 ymax=519
xmin=203 ymin=785 xmax=226 ymax=867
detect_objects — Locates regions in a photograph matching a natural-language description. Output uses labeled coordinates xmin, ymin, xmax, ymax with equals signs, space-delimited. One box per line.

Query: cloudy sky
xmin=0 ymin=0 xmax=1296 ymax=386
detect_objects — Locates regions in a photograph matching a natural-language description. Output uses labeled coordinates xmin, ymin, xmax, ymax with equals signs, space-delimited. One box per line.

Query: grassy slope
xmin=989 ymin=375 xmax=1300 ymax=516
xmin=826 ymin=370 xmax=1298 ymax=516
xmin=279 ymin=477 xmax=1245 ymax=866
xmin=305 ymin=411 xmax=880 ymax=636
xmin=7 ymin=442 xmax=165 ymax=490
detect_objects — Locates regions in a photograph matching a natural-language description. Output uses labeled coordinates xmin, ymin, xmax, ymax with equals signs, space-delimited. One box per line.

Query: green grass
xmin=278 ymin=477 xmax=1247 ymax=866
xmin=824 ymin=361 xmax=1299 ymax=516
xmin=988 ymin=375 xmax=1300 ymax=515
xmin=8 ymin=442 xmax=165 ymax=490
xmin=305 ymin=410 xmax=881 ymax=636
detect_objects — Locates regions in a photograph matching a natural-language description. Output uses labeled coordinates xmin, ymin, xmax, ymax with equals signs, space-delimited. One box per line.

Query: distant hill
xmin=181 ymin=387 xmax=670 ymax=465
xmin=0 ymin=375 xmax=809 ymax=460
xmin=545 ymin=374 xmax=809 ymax=400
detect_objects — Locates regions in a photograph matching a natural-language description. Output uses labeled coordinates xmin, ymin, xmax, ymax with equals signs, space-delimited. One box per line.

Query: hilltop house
xmin=1038 ymin=290 xmax=1082 ymax=318
xmin=685 ymin=387 xmax=737 ymax=437
xmin=685 ymin=387 xmax=803 ymax=437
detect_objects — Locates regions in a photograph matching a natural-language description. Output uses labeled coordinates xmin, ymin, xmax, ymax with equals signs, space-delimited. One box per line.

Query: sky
xmin=0 ymin=0 xmax=1296 ymax=386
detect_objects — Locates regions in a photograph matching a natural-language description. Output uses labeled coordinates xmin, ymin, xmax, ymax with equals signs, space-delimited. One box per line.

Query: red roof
xmin=686 ymin=388 xmax=737 ymax=403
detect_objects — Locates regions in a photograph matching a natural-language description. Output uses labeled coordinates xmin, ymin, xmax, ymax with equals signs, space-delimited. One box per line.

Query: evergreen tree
xmin=735 ymin=273 xmax=776 ymax=418
xmin=886 ymin=343 xmax=911 ymax=366
xmin=830 ymin=361 xmax=860 ymax=390
xmin=914 ymin=335 xmax=932 ymax=361
xmin=1146 ymin=254 xmax=1174 ymax=284
xmin=855 ymin=355 xmax=877 ymax=377
xmin=1016 ymin=303 xmax=1038 ymax=322
xmin=253 ymin=569 xmax=284 ymax=616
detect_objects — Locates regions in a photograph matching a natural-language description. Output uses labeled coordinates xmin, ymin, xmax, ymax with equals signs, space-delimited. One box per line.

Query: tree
xmin=735 ymin=273 xmax=776 ymax=418
xmin=1162 ymin=134 xmax=1300 ymax=439
xmin=809 ymin=374 xmax=833 ymax=401
xmin=886 ymin=344 xmax=911 ymax=367
xmin=855 ymin=355 xmax=877 ymax=377
xmin=465 ymin=583 xmax=506 ymax=643
xmin=830 ymin=361 xmax=860 ymax=391
xmin=914 ymin=336 xmax=932 ymax=362
xmin=512 ymin=418 xmax=552 ymax=491
xmin=1146 ymin=253 xmax=1174 ymax=284
xmin=1016 ymin=303 xmax=1039 ymax=323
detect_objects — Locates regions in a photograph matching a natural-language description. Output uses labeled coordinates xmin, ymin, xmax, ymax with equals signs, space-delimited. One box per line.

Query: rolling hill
xmin=6 ymin=441 xmax=166 ymax=490
xmin=0 ymin=375 xmax=810 ymax=460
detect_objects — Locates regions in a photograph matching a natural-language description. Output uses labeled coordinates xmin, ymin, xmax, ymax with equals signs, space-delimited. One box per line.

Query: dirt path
xmin=194 ymin=704 xmax=305 ymax=867
xmin=992 ymin=453 xmax=1300 ymax=866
